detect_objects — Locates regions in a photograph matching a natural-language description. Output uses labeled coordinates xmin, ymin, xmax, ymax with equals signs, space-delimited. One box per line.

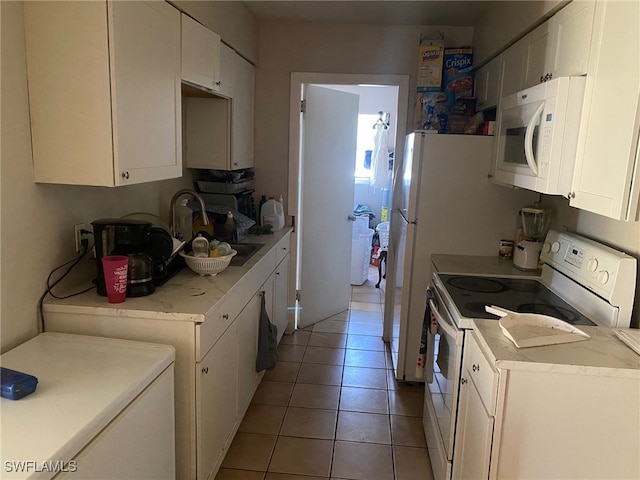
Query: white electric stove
xmin=423 ymin=229 xmax=637 ymax=480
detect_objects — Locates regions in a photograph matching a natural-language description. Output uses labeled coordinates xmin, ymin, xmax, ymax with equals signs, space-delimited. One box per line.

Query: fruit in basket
xmin=216 ymin=242 xmax=231 ymax=255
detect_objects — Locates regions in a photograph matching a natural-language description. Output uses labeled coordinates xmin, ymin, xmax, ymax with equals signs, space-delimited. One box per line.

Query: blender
xmin=513 ymin=204 xmax=550 ymax=271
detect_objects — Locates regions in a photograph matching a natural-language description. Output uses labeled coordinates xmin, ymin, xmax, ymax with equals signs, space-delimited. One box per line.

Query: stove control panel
xmin=541 ymin=230 xmax=636 ymax=311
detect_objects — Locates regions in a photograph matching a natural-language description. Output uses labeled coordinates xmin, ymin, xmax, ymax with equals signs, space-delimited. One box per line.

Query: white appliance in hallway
xmin=384 ymin=132 xmax=537 ymax=382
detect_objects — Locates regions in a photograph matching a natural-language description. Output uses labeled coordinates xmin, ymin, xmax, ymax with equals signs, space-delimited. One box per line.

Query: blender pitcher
xmin=514 ymin=204 xmax=551 ymax=270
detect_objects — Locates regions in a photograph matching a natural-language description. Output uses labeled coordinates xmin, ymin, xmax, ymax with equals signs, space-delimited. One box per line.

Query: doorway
xmin=288 ymin=73 xmax=410 ymax=330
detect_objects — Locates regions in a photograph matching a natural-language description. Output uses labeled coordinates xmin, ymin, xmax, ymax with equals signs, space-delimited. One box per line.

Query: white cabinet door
xmin=499 ymin=39 xmax=525 ymax=97
xmin=24 ymin=1 xmax=181 ymax=186
xmin=521 ymin=20 xmax=553 ymax=89
xmin=231 ymin=54 xmax=256 ymax=170
xmin=236 ymin=291 xmax=262 ymax=417
xmin=197 ymin=324 xmax=238 ymax=480
xmin=548 ymin=0 xmax=595 ymax=79
xmin=474 ymin=56 xmax=501 ymax=111
xmin=452 ymin=377 xmax=494 ymax=480
xmin=181 ymin=13 xmax=221 ymax=92
xmin=218 ymin=43 xmax=235 ymax=98
xmin=570 ymin=0 xmax=640 ymax=221
xmin=274 ymin=254 xmax=290 ymax=344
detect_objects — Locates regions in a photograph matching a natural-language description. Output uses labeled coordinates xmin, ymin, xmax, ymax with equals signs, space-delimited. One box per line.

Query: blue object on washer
xmin=1 ymin=367 xmax=38 ymax=400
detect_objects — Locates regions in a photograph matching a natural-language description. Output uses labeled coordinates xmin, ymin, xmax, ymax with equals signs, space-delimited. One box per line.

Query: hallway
xmin=215 ymin=267 xmax=433 ymax=480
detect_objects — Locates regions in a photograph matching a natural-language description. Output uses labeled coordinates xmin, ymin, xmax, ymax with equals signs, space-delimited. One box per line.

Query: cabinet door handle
xmin=202 ymin=367 xmax=209 ymax=374
xmin=121 ymin=171 xmax=130 ymax=180
xmin=540 ymin=75 xmax=544 ymax=83
xmin=222 ymin=313 xmax=229 ymax=320
xmin=276 ymin=272 xmax=280 ymax=275
xmin=216 ymin=81 xmax=221 ymax=86
xmin=461 ymin=377 xmax=468 ymax=385
xmin=472 ymin=364 xmax=480 ymax=372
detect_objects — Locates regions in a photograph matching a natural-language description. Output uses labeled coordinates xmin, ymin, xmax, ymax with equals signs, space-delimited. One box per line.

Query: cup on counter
xmin=101 ymin=255 xmax=128 ymax=303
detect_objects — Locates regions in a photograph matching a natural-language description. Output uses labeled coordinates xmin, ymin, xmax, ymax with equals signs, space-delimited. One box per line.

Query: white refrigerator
xmin=383 ymin=132 xmax=538 ymax=382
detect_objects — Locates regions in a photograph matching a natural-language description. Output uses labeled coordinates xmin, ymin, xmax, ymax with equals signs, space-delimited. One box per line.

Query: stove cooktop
xmin=437 ymin=274 xmax=596 ymax=326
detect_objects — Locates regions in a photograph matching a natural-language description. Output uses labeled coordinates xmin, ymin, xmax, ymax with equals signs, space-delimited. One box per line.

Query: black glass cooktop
xmin=438 ymin=274 xmax=596 ymax=326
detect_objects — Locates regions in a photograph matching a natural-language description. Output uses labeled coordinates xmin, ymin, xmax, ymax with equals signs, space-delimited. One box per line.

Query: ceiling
xmin=242 ymin=1 xmax=496 ymax=26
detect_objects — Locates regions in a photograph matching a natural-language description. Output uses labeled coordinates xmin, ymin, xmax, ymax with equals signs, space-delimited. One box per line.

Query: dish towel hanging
xmin=416 ymin=289 xmax=437 ymax=379
xmin=256 ymin=292 xmax=278 ymax=372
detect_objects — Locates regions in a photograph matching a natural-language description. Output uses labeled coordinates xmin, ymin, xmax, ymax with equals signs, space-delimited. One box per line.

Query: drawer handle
xmin=202 ymin=367 xmax=209 ymax=374
xmin=222 ymin=313 xmax=229 ymax=320
xmin=461 ymin=377 xmax=467 ymax=385
xmin=472 ymin=364 xmax=480 ymax=372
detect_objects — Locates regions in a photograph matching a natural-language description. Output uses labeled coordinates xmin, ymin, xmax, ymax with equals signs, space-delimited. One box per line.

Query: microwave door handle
xmin=524 ymin=102 xmax=545 ymax=176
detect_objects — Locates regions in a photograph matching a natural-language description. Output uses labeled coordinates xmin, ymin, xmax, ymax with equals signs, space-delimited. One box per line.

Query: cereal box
xmin=416 ymin=43 xmax=444 ymax=92
xmin=415 ymin=91 xmax=455 ymax=130
xmin=443 ymin=48 xmax=474 ymax=97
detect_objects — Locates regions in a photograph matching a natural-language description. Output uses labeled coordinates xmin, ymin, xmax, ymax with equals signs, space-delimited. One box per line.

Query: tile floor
xmin=215 ymin=267 xmax=433 ymax=480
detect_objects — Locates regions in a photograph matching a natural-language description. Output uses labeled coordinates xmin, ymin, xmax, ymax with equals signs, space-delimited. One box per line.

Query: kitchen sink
xmin=229 ymin=243 xmax=264 ymax=267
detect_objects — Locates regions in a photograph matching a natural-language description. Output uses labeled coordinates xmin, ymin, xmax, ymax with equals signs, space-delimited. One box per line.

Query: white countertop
xmin=432 ymin=254 xmax=541 ymax=277
xmin=43 ymin=228 xmax=292 ymax=323
xmin=0 ymin=333 xmax=175 ymax=479
xmin=472 ymin=320 xmax=640 ymax=378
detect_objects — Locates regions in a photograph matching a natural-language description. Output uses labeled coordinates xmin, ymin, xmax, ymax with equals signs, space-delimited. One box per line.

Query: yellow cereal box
xmin=417 ymin=43 xmax=444 ymax=92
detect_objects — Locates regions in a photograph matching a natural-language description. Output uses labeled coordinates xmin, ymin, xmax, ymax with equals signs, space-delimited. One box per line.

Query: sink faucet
xmin=170 ymin=189 xmax=209 ymax=238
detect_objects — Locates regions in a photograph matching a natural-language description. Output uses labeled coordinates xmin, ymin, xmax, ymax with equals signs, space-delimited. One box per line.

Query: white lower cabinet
xmin=273 ymin=254 xmax=291 ymax=343
xmin=453 ymin=329 xmax=640 ymax=479
xmin=197 ymin=324 xmax=238 ymax=480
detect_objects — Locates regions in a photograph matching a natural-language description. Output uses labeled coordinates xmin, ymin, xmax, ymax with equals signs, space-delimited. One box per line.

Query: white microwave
xmin=494 ymin=76 xmax=586 ymax=196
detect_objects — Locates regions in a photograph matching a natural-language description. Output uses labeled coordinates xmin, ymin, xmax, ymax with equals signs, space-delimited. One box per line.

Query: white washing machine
xmin=1 ymin=332 xmax=176 ymax=479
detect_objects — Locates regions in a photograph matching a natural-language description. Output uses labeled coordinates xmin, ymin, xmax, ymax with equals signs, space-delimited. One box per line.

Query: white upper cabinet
xmin=570 ymin=0 xmax=640 ymax=221
xmin=217 ymin=43 xmax=235 ymax=98
xmin=474 ymin=56 xmax=501 ymax=111
xmin=185 ymin=52 xmax=255 ymax=171
xmin=498 ymin=1 xmax=596 ymax=100
xmin=181 ymin=14 xmax=222 ymax=92
xmin=24 ymin=1 xmax=182 ymax=187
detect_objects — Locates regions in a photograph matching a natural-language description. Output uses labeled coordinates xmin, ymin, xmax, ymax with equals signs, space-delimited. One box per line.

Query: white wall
xmin=253 ymin=21 xmax=473 ymax=204
xmin=0 ymin=1 xmax=257 ymax=352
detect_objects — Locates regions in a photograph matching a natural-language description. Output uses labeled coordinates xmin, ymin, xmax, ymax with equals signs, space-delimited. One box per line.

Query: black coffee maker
xmin=92 ymin=219 xmax=156 ymax=297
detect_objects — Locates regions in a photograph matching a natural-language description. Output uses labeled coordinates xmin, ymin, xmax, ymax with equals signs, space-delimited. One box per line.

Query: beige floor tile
xmin=346 ymin=334 xmax=386 ymax=352
xmin=263 ymin=361 xmax=301 ymax=383
xmin=347 ymin=322 xmax=383 ymax=337
xmin=349 ymin=301 xmax=381 ymax=313
xmin=252 ymin=381 xmax=294 ymax=406
xmin=327 ymin=310 xmax=350 ymax=322
xmin=289 ymin=383 xmax=340 ymax=410
xmin=339 ymin=386 xmax=389 ymax=414
xmin=331 ymin=441 xmax=394 ymax=480
xmin=277 ymin=344 xmax=307 ymax=362
xmin=388 ymin=389 xmax=424 ymax=417
xmin=351 ymin=291 xmax=383 ymax=304
xmin=344 ymin=349 xmax=386 ymax=369
xmin=349 ymin=310 xmax=383 ymax=323
xmin=297 ymin=363 xmax=344 ymax=386
xmin=280 ymin=330 xmax=311 ymax=346
xmin=309 ymin=332 xmax=347 ymax=349
xmin=384 ymin=348 xmax=394 ymax=370
xmin=215 ymin=468 xmax=265 ymax=480
xmin=221 ymin=433 xmax=277 ymax=471
xmin=303 ymin=346 xmax=345 ymax=365
xmin=268 ymin=437 xmax=333 ymax=477
xmin=265 ymin=474 xmax=326 ymax=480
xmin=312 ymin=320 xmax=349 ymax=334
xmin=280 ymin=407 xmax=337 ymax=439
xmin=393 ymin=445 xmax=433 ymax=480
xmin=335 ymin=411 xmax=391 ymax=444
xmin=239 ymin=404 xmax=287 ymax=435
xmin=342 ymin=366 xmax=387 ymax=390
xmin=391 ymin=415 xmax=427 ymax=447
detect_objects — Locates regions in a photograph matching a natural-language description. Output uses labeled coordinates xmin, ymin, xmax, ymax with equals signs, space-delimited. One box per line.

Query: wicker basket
xmin=180 ymin=249 xmax=237 ymax=276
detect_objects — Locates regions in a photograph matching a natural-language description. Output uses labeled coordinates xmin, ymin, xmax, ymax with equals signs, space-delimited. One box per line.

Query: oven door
xmin=423 ymin=284 xmax=464 ymax=480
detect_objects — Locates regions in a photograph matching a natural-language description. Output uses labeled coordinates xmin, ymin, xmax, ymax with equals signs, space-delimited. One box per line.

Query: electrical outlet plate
xmin=74 ymin=223 xmax=90 ymax=252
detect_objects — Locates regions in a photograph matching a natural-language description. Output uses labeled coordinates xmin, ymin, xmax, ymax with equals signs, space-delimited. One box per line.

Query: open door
xmin=297 ymin=84 xmax=359 ymax=329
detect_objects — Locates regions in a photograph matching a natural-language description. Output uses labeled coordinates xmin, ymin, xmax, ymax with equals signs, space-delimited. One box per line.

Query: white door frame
xmin=288 ymin=72 xmax=410 ymax=329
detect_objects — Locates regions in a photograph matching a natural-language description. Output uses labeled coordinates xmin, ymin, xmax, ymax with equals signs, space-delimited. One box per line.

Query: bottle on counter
xmin=258 ymin=195 xmax=267 ymax=226
xmin=176 ymin=198 xmax=193 ymax=242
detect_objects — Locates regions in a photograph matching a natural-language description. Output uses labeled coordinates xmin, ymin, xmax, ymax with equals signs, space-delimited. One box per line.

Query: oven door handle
xmin=429 ymin=298 xmax=458 ymax=339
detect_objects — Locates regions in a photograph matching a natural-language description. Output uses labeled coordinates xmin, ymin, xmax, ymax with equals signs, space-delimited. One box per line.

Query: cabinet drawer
xmin=275 ymin=232 xmax=291 ymax=265
xmin=465 ymin=332 xmax=498 ymax=415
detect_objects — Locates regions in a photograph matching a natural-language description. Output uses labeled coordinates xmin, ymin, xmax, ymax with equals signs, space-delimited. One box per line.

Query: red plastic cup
xmin=101 ymin=255 xmax=129 ymax=303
